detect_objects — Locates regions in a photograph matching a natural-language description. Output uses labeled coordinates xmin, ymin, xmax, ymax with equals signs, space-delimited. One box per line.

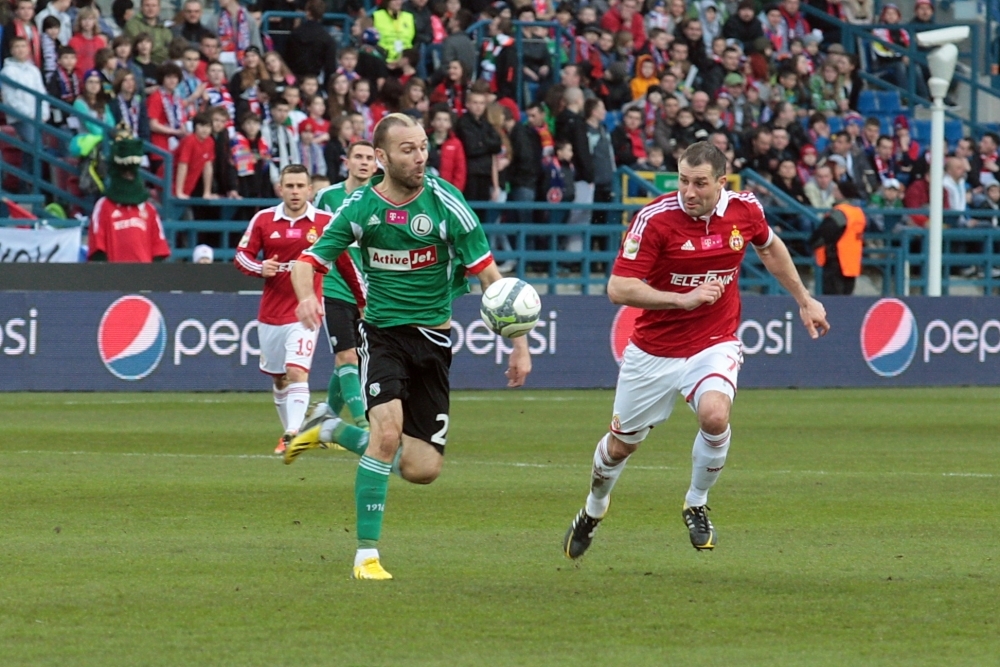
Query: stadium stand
xmin=1 ymin=0 xmax=999 ymax=293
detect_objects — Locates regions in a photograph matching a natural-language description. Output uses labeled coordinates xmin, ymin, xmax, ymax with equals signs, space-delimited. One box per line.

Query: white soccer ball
xmin=480 ymin=277 xmax=541 ymax=338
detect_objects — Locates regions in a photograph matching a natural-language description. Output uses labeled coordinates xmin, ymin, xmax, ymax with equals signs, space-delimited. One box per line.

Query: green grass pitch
xmin=1 ymin=388 xmax=998 ymax=666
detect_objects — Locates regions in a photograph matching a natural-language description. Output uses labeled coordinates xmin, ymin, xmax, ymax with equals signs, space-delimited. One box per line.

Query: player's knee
xmin=608 ymin=433 xmax=640 ymax=458
xmin=273 ymin=374 xmax=289 ymax=390
xmin=697 ymin=399 xmax=731 ymax=435
xmin=285 ymin=366 xmax=308 ymax=383
xmin=335 ymin=349 xmax=358 ymax=366
xmin=402 ymin=463 xmax=441 ymax=485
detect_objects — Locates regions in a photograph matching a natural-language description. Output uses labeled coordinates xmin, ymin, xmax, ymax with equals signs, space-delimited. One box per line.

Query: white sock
xmin=318 ymin=416 xmax=343 ymax=442
xmin=272 ymin=386 xmax=289 ymax=431
xmin=285 ymin=382 xmax=311 ymax=433
xmin=685 ymin=426 xmax=732 ymax=508
xmin=355 ymin=547 xmax=379 ymax=567
xmin=584 ymin=434 xmax=629 ymax=519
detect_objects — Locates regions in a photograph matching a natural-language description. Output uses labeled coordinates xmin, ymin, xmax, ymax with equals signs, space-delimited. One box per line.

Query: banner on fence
xmin=1 ymin=292 xmax=998 ymax=391
xmin=0 ymin=227 xmax=80 ymax=263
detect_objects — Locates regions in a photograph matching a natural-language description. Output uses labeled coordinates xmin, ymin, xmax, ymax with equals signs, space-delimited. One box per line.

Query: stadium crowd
xmin=1 ymin=0 xmax=998 ymax=249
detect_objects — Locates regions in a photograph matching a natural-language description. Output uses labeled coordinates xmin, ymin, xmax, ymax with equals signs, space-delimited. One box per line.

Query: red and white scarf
xmin=14 ymin=20 xmax=42 ymax=69
xmin=218 ymin=7 xmax=251 ymax=63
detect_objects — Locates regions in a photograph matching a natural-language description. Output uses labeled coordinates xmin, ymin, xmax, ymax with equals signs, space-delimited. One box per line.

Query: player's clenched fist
xmin=261 ymin=255 xmax=281 ymax=278
xmin=296 ymin=295 xmax=324 ymax=331
xmin=680 ymin=280 xmax=725 ymax=310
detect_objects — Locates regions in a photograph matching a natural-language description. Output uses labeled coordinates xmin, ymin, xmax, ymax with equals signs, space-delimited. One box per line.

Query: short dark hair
xmin=280 ymin=164 xmax=311 ymax=180
xmin=583 ymin=96 xmax=603 ymax=120
xmin=347 ymin=140 xmax=375 ymax=157
xmin=983 ymin=132 xmax=1000 ymax=146
xmin=680 ymin=141 xmax=728 ymax=179
xmin=41 ymin=16 xmax=60 ymax=31
xmin=624 ymin=107 xmax=643 ymax=118
xmin=57 ymin=45 xmax=76 ymax=58
xmin=193 ymin=112 xmax=213 ymax=128
xmin=209 ymin=105 xmax=230 ymax=119
xmin=877 ymin=135 xmax=893 ymax=147
xmin=864 ymin=116 xmax=881 ymax=128
xmin=305 ymin=0 xmax=325 ymax=20
xmin=272 ymin=97 xmax=290 ymax=107
xmin=555 ymin=139 xmax=572 ymax=152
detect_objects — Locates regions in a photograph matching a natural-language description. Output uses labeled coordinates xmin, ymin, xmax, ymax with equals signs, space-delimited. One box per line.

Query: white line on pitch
xmin=6 ymin=450 xmax=997 ymax=478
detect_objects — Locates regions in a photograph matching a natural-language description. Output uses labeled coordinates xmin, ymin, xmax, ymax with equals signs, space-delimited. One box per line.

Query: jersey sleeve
xmin=438 ymin=179 xmax=493 ymax=273
xmin=147 ymin=204 xmax=170 ymax=260
xmin=742 ymin=193 xmax=774 ymax=248
xmin=234 ymin=210 xmax=264 ymax=276
xmin=611 ymin=201 xmax=664 ymax=279
xmin=87 ymin=197 xmax=109 ymax=259
xmin=299 ymin=199 xmax=361 ymax=274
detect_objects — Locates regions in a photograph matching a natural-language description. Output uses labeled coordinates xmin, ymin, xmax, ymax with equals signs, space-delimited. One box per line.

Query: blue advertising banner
xmin=1 ymin=292 xmax=998 ymax=391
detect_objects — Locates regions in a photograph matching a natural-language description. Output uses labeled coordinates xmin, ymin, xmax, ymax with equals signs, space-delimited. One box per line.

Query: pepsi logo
xmin=98 ymin=296 xmax=167 ymax=380
xmin=610 ymin=305 xmax=642 ymax=364
xmin=860 ymin=298 xmax=918 ymax=377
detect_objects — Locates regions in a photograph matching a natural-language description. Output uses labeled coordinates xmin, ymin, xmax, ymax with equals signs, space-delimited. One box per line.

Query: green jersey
xmin=315 ymin=182 xmax=365 ymax=305
xmin=303 ymin=174 xmax=493 ymax=328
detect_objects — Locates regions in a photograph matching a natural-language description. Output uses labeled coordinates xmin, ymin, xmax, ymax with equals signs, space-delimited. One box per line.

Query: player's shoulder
xmin=249 ymin=205 xmax=279 ymax=227
xmin=314 ymin=182 xmax=345 ymax=205
xmin=631 ymin=191 xmax=684 ymax=232
xmin=725 ymin=190 xmax=765 ymax=217
xmin=425 ymin=173 xmax=468 ymax=205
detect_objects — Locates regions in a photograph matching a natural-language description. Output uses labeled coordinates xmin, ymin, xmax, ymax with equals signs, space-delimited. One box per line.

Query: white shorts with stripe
xmin=610 ymin=341 xmax=743 ymax=445
xmin=258 ymin=322 xmax=320 ymax=375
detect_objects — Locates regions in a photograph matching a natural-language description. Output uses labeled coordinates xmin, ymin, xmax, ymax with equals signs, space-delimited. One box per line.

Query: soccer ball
xmin=480 ymin=277 xmax=541 ymax=338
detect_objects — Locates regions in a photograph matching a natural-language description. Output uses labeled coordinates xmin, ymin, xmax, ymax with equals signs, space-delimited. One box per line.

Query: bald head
xmin=563 ymin=86 xmax=584 ymax=111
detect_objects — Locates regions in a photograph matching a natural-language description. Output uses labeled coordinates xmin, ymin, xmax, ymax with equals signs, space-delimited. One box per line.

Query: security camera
xmin=916 ymin=26 xmax=970 ymax=48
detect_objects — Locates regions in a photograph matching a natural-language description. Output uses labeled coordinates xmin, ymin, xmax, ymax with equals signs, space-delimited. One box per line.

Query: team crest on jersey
xmin=369 ymin=382 xmax=381 ymax=397
xmin=307 ymin=227 xmax=318 ymax=243
xmin=410 ymin=214 xmax=433 ymax=236
xmin=622 ymin=232 xmax=641 ymax=260
xmin=611 ymin=414 xmax=621 ymax=431
xmin=729 ymin=227 xmax=745 ymax=251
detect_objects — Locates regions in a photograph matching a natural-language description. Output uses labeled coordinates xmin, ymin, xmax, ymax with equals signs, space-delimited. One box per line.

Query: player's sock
xmin=685 ymin=426 xmax=731 ymax=508
xmin=389 ymin=445 xmax=404 ymax=477
xmin=337 ymin=364 xmax=368 ymax=427
xmin=285 ymin=382 xmax=311 ymax=433
xmin=356 ymin=455 xmax=390 ymax=549
xmin=319 ymin=417 xmax=369 ymax=455
xmin=354 ymin=547 xmax=380 ymax=567
xmin=326 ymin=372 xmax=345 ymax=416
xmin=272 ymin=386 xmax=289 ymax=431
xmin=585 ymin=433 xmax=629 ymax=518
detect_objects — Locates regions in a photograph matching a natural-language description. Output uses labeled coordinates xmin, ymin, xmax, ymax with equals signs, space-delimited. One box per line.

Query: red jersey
xmin=175 ymin=133 xmax=216 ymax=196
xmin=88 ymin=197 xmax=171 ymax=262
xmin=234 ymin=203 xmax=365 ymax=325
xmin=612 ymin=189 xmax=773 ymax=358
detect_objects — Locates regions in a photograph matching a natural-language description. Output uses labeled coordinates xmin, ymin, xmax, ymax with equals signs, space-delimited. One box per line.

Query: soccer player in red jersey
xmin=235 ymin=164 xmax=365 ymax=454
xmin=563 ymin=142 xmax=830 ymax=557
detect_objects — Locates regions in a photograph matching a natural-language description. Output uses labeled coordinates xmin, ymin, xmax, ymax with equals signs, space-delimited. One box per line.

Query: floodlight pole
xmin=927 ymin=76 xmax=948 ymax=296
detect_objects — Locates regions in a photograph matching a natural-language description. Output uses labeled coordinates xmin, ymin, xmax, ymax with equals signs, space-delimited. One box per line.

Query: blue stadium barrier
xmin=857 ymin=90 xmax=878 ymax=115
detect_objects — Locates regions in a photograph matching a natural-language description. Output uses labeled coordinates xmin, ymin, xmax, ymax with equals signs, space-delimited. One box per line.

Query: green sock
xmin=356 ymin=455 xmax=390 ymax=548
xmin=326 ymin=371 xmax=344 ymax=416
xmin=337 ymin=364 xmax=368 ymax=427
xmin=322 ymin=418 xmax=369 ymax=456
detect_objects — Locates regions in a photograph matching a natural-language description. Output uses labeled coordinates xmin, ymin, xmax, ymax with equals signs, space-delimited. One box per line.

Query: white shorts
xmin=258 ymin=322 xmax=320 ymax=376
xmin=610 ymin=341 xmax=743 ymax=445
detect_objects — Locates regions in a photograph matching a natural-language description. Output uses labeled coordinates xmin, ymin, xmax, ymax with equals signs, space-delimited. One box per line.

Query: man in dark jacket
xmin=611 ymin=107 xmax=649 ymax=170
xmin=722 ymin=0 xmax=764 ymax=50
xmin=285 ymin=0 xmax=337 ymax=81
xmin=556 ymin=86 xmax=594 ymax=225
xmin=509 ymin=102 xmax=545 ymax=222
xmin=455 ymin=89 xmax=502 ymax=209
xmin=701 ymin=47 xmax=742 ymax=100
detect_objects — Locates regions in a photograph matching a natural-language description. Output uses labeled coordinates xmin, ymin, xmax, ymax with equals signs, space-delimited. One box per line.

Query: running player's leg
xmin=678 ymin=341 xmax=741 ymax=550
xmin=564 ymin=343 xmax=681 ymax=559
xmin=282 ymin=322 xmax=320 ymax=435
xmin=324 ymin=298 xmax=364 ymax=424
xmin=335 ymin=349 xmax=368 ymax=429
xmin=259 ymin=323 xmax=292 ymax=452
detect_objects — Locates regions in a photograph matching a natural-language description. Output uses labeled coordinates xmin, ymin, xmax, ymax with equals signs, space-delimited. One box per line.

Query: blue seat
xmin=857 ymin=90 xmax=878 ymax=115
xmin=828 ymin=116 xmax=844 ymax=133
xmin=911 ymin=119 xmax=932 ymax=143
xmin=880 ymin=117 xmax=894 ymax=136
xmin=945 ymin=120 xmax=963 ymax=145
xmin=604 ymin=110 xmax=622 ymax=132
xmin=877 ymin=91 xmax=902 ymax=115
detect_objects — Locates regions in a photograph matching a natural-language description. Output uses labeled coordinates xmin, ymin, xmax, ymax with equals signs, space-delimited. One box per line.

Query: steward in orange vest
xmin=809 ymin=181 xmax=866 ymax=295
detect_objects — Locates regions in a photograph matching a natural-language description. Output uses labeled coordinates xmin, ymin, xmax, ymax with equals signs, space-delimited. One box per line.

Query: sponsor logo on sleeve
xmin=622 ymin=232 xmax=642 ymax=260
xmin=368 ymin=246 xmax=439 ymax=271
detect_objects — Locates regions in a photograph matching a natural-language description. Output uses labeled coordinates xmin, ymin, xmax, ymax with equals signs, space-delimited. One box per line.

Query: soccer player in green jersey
xmin=314 ymin=141 xmax=376 ymax=429
xmin=288 ymin=113 xmax=532 ymax=580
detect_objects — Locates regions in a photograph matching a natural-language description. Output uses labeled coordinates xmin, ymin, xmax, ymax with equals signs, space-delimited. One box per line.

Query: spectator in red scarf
xmin=611 ymin=107 xmax=649 ymax=169
xmin=428 ymin=59 xmax=468 ymax=115
xmin=2 ymin=0 xmax=42 ymax=68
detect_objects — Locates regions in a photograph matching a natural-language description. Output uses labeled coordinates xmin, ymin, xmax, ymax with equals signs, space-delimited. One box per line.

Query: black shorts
xmin=358 ymin=321 xmax=452 ymax=453
xmin=323 ymin=297 xmax=360 ymax=354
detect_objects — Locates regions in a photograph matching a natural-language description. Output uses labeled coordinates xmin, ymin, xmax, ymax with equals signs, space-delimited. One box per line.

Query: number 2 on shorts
xmin=431 ymin=413 xmax=449 ymax=446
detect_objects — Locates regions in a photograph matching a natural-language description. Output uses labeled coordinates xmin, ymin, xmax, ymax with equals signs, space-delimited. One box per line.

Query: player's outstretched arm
xmin=608 ymin=275 xmax=724 ymax=311
xmin=477 ymin=261 xmax=532 ymax=387
xmin=755 ymin=235 xmax=830 ymax=339
xmin=291 ymin=260 xmax=324 ymax=330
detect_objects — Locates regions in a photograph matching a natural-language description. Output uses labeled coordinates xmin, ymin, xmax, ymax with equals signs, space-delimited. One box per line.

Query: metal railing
xmin=0 ymin=74 xmax=173 ymax=215
xmin=801 ymin=5 xmax=995 ymax=133
xmin=259 ymin=11 xmax=355 ymax=48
